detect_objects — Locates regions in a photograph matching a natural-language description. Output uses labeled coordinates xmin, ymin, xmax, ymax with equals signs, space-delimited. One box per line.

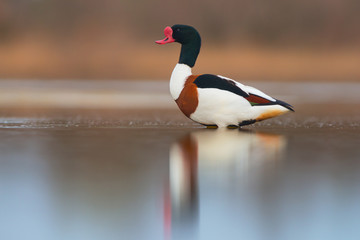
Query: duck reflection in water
xmin=166 ymin=129 xmax=287 ymax=240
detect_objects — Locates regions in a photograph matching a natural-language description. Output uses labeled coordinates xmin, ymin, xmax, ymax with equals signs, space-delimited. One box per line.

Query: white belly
xmin=189 ymin=88 xmax=288 ymax=127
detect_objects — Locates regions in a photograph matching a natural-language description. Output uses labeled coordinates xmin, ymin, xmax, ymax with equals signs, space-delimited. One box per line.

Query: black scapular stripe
xmin=193 ymin=74 xmax=249 ymax=98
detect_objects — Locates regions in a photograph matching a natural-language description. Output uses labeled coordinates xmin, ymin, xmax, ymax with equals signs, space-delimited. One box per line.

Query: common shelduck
xmin=156 ymin=24 xmax=294 ymax=128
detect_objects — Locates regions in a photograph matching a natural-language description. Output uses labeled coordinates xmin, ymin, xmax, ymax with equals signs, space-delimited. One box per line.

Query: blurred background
xmin=1 ymin=0 xmax=360 ymax=81
xmin=2 ymin=2 xmax=360 ymax=240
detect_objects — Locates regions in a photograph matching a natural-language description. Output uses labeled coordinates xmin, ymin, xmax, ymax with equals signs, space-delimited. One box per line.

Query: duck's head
xmin=156 ymin=25 xmax=201 ymax=45
xmin=156 ymin=25 xmax=201 ymax=68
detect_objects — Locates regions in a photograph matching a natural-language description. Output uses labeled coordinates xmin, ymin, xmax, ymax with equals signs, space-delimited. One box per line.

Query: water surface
xmin=0 ymin=81 xmax=360 ymax=240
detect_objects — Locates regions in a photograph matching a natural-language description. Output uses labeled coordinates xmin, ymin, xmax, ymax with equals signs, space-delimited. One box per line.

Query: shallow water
xmin=0 ymin=109 xmax=359 ymax=240
xmin=1 ymin=81 xmax=360 ymax=240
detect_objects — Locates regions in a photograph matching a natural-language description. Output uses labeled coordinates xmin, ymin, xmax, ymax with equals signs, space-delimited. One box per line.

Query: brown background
xmin=1 ymin=0 xmax=359 ymax=81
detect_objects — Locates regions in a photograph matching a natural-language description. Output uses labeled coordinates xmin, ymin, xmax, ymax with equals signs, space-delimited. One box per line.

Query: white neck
xmin=169 ymin=63 xmax=192 ymax=100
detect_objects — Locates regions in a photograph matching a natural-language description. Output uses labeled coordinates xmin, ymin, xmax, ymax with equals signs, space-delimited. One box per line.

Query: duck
xmin=156 ymin=24 xmax=294 ymax=128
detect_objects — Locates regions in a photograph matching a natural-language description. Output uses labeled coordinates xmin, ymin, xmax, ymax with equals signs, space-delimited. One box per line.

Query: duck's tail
xmin=275 ymin=99 xmax=295 ymax=112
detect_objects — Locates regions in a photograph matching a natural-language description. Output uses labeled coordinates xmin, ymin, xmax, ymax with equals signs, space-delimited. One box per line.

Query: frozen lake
xmin=0 ymin=81 xmax=359 ymax=240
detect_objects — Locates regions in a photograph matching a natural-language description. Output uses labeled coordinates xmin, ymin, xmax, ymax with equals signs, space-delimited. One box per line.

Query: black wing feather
xmin=275 ymin=99 xmax=295 ymax=112
xmin=193 ymin=74 xmax=249 ymax=98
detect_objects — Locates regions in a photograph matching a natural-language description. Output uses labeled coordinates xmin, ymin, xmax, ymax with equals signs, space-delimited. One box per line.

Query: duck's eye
xmin=176 ymin=28 xmax=180 ymax=32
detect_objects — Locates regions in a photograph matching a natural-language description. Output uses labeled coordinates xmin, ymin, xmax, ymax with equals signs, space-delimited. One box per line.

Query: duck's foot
xmin=227 ymin=125 xmax=239 ymax=129
xmin=205 ymin=125 xmax=218 ymax=129
xmin=239 ymin=120 xmax=256 ymax=127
